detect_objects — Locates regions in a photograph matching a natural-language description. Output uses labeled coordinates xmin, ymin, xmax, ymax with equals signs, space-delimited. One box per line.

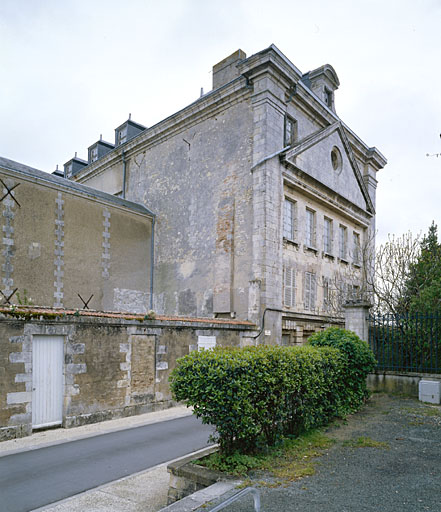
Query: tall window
xmin=283 ymin=198 xmax=297 ymax=240
xmin=284 ymin=265 xmax=296 ymax=307
xmin=284 ymin=115 xmax=297 ymax=147
xmin=353 ymin=232 xmax=361 ymax=264
xmin=306 ymin=209 xmax=316 ymax=248
xmin=339 ymin=225 xmax=347 ymax=259
xmin=324 ymin=217 xmax=333 ymax=254
xmin=323 ymin=277 xmax=331 ymax=311
xmin=304 ymin=272 xmax=316 ymax=310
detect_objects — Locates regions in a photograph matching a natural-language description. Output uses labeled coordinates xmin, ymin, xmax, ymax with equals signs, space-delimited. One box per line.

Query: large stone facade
xmin=67 ymin=45 xmax=386 ymax=343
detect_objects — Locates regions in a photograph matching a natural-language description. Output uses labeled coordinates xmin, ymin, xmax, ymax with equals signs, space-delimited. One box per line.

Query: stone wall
xmin=0 ymin=159 xmax=153 ymax=313
xmin=0 ymin=308 xmax=254 ymax=441
xmin=80 ymin=89 xmax=254 ymax=322
xmin=367 ymin=371 xmax=441 ymax=398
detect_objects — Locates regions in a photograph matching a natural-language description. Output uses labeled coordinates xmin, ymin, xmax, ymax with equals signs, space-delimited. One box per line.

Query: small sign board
xmin=197 ymin=335 xmax=216 ymax=351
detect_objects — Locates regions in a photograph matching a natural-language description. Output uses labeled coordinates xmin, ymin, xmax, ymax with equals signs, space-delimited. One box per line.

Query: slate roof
xmin=0 ymin=155 xmax=155 ymax=218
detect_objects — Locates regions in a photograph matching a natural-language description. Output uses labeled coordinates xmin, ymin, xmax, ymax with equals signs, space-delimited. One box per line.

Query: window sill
xmin=304 ymin=245 xmax=318 ymax=254
xmin=322 ymin=252 xmax=334 ymax=260
xmin=352 ymin=262 xmax=361 ymax=269
xmin=338 ymin=257 xmax=349 ymax=265
xmin=283 ymin=237 xmax=299 ymax=247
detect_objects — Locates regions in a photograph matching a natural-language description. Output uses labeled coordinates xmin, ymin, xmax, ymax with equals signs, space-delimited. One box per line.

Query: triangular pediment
xmin=282 ymin=122 xmax=374 ymax=214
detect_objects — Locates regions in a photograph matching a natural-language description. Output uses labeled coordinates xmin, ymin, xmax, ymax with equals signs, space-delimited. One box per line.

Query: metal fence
xmin=369 ymin=313 xmax=441 ymax=374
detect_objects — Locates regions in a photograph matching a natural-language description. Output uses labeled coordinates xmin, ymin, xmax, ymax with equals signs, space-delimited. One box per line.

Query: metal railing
xmin=208 ymin=487 xmax=261 ymax=512
xmin=369 ymin=313 xmax=441 ymax=373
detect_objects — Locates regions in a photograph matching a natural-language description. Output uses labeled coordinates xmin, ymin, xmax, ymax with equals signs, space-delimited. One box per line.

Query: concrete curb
xmin=158 ymin=480 xmax=242 ymax=512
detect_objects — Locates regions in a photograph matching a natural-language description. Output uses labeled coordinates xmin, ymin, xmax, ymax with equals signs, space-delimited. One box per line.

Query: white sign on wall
xmin=197 ymin=336 xmax=216 ymax=351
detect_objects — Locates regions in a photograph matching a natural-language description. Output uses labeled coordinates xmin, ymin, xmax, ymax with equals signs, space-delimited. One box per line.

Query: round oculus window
xmin=331 ymin=147 xmax=342 ymax=172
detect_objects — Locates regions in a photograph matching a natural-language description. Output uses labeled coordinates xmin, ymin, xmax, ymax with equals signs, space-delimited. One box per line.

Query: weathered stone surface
xmin=167 ymin=446 xmax=221 ymax=504
xmin=0 ymin=158 xmax=153 ymax=312
xmin=74 ymin=46 xmax=385 ymax=344
xmin=0 ymin=313 xmax=250 ymax=441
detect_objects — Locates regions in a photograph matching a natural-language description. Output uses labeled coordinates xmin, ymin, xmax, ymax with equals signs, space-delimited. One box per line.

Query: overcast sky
xmin=1 ymin=0 xmax=440 ymax=244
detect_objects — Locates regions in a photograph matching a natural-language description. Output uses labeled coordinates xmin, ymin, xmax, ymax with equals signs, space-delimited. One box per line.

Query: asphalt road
xmin=0 ymin=415 xmax=214 ymax=512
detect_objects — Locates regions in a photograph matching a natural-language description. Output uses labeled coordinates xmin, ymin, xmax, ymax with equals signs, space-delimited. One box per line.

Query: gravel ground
xmin=203 ymin=394 xmax=441 ymax=512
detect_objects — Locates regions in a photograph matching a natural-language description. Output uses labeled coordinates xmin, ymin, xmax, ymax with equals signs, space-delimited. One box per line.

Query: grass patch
xmin=197 ymin=430 xmax=334 ymax=485
xmin=418 ymin=406 xmax=441 ymax=417
xmin=403 ymin=405 xmax=441 ymax=425
xmin=403 ymin=405 xmax=441 ymax=417
xmin=342 ymin=436 xmax=389 ymax=449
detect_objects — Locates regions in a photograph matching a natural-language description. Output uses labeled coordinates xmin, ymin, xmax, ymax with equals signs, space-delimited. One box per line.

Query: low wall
xmin=367 ymin=371 xmax=441 ymax=398
xmin=0 ymin=306 xmax=255 ymax=441
xmin=167 ymin=446 xmax=221 ymax=504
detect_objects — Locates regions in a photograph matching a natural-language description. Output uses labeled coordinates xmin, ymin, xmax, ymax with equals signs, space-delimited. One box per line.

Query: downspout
xmin=121 ymin=150 xmax=127 ymax=199
xmin=250 ymin=307 xmax=283 ymax=339
xmin=150 ymin=216 xmax=155 ymax=310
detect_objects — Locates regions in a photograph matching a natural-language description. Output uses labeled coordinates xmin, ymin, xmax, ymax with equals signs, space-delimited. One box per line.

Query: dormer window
xmin=117 ymin=127 xmax=128 ymax=145
xmin=63 ymin=156 xmax=88 ymax=179
xmin=87 ymin=139 xmax=115 ymax=164
xmin=90 ymin=146 xmax=98 ymax=163
xmin=114 ymin=117 xmax=146 ymax=147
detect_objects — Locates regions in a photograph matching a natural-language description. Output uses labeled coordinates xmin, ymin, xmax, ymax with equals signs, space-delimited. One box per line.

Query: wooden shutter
xmin=284 ymin=265 xmax=295 ymax=307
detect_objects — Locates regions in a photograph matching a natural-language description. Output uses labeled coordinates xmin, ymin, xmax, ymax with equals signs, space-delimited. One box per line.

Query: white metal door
xmin=32 ymin=335 xmax=64 ymax=429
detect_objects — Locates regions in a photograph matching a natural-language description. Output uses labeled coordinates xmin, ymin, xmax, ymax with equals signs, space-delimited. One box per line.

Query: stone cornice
xmin=74 ymin=44 xmax=386 ymax=187
xmin=281 ymin=166 xmax=372 ymax=229
xmin=75 ymin=77 xmax=252 ymax=183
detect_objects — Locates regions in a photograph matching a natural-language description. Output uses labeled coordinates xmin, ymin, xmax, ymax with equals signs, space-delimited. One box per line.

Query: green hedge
xmin=170 ymin=329 xmax=375 ymax=455
xmin=308 ymin=327 xmax=376 ymax=408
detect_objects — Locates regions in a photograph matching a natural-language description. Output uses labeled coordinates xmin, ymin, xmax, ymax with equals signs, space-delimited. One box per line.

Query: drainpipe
xmin=150 ymin=216 xmax=155 ymax=310
xmin=121 ymin=150 xmax=127 ymax=199
xmin=250 ymin=307 xmax=283 ymax=339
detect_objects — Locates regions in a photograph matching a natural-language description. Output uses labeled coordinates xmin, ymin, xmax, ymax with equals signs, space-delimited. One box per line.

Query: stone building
xmin=65 ymin=45 xmax=386 ymax=343
xmin=0 ymin=156 xmax=154 ymax=312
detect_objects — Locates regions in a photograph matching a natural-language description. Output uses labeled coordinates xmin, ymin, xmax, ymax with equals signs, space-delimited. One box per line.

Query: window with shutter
xmin=304 ymin=272 xmax=316 ymax=310
xmin=284 ymin=265 xmax=296 ymax=307
xmin=353 ymin=232 xmax=361 ymax=264
xmin=339 ymin=225 xmax=347 ymax=259
xmin=283 ymin=199 xmax=297 ymax=241
xmin=324 ymin=218 xmax=333 ymax=254
xmin=306 ymin=209 xmax=316 ymax=248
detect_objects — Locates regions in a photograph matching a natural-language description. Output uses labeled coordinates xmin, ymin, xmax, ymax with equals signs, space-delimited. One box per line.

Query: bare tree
xmin=369 ymin=232 xmax=421 ymax=315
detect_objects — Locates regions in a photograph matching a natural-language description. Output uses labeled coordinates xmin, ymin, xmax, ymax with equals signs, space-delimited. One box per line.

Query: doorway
xmin=32 ymin=335 xmax=64 ymax=429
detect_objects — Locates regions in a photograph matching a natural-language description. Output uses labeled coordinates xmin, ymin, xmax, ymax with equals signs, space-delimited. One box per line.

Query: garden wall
xmin=0 ymin=307 xmax=254 ymax=441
